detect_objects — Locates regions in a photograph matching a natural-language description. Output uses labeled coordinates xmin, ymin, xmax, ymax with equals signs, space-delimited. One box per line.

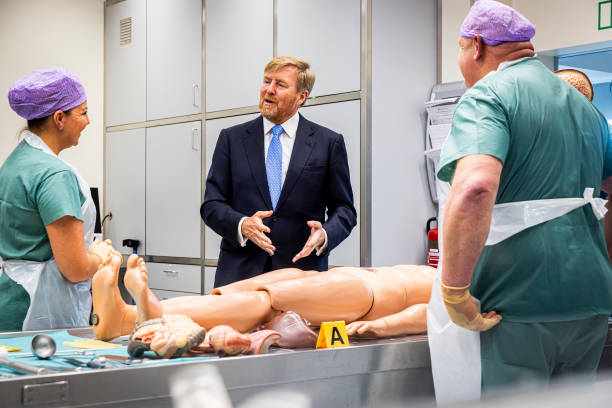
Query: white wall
xmin=440 ymin=0 xmax=612 ymax=83
xmin=0 ymin=0 xmax=105 ymax=200
xmin=371 ymin=0 xmax=437 ymax=266
xmin=515 ymin=0 xmax=612 ymax=53
xmin=440 ymin=0 xmax=470 ymax=84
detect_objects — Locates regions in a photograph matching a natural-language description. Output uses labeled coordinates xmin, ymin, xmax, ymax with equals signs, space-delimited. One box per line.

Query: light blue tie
xmin=266 ymin=125 xmax=283 ymax=210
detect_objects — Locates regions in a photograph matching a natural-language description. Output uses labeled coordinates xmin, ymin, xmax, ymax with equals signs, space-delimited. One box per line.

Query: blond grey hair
xmin=264 ymin=56 xmax=315 ymax=95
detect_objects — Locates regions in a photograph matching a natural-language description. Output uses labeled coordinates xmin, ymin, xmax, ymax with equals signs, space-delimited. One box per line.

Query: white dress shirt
xmin=237 ymin=112 xmax=327 ymax=255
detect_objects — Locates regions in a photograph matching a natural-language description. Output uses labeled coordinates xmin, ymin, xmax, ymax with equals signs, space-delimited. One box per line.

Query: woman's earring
xmin=58 ymin=123 xmax=63 ymax=130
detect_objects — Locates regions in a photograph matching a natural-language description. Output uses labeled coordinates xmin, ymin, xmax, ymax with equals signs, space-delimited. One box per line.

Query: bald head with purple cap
xmin=461 ymin=0 xmax=535 ymax=46
xmin=457 ymin=0 xmax=536 ymax=88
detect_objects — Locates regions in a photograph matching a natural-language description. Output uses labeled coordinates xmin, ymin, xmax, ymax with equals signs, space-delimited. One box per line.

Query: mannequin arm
xmin=46 ymin=215 xmax=100 ymax=282
xmin=346 ymin=303 xmax=427 ymax=338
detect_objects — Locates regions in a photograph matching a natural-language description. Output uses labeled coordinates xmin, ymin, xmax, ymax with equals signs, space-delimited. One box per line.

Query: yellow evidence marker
xmin=316 ymin=321 xmax=350 ymax=349
xmin=0 ymin=345 xmax=22 ymax=352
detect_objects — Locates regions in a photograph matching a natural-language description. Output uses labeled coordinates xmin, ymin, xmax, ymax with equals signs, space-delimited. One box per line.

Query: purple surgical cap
xmin=460 ymin=0 xmax=535 ymax=46
xmin=8 ymin=67 xmax=87 ymax=120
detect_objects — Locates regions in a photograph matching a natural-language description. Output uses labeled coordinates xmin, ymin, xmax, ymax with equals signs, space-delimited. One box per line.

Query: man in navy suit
xmin=202 ymin=56 xmax=357 ymax=287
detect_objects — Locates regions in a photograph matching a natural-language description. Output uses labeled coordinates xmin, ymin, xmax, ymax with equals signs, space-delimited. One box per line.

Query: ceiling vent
xmin=119 ymin=17 xmax=132 ymax=46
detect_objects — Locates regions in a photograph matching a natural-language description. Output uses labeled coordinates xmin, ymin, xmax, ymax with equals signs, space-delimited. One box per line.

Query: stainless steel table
xmin=0 ymin=329 xmax=435 ymax=408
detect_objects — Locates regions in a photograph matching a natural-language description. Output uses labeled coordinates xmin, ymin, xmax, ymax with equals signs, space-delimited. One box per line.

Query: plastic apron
xmin=427 ymin=182 xmax=607 ymax=406
xmin=0 ymin=131 xmax=96 ymax=331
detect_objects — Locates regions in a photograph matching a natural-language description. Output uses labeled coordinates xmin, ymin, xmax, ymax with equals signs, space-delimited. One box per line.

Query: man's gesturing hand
xmin=292 ymin=221 xmax=326 ymax=263
xmin=241 ymin=210 xmax=275 ymax=255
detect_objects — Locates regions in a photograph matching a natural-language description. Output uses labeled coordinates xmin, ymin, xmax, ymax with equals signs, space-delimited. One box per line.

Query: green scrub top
xmin=0 ymin=139 xmax=84 ymax=330
xmin=438 ymin=57 xmax=612 ymax=323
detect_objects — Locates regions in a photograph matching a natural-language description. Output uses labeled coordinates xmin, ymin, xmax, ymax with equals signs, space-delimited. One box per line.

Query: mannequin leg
xmin=91 ymin=254 xmax=136 ymax=341
xmin=123 ymin=254 xmax=163 ymax=324
xmin=261 ymin=270 xmax=374 ymax=324
xmin=160 ymin=291 xmax=276 ymax=332
xmin=92 ymin=255 xmax=277 ymax=340
xmin=211 ymin=268 xmax=318 ymax=295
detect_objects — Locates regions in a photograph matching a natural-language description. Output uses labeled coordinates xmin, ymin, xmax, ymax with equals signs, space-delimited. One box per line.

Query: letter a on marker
xmin=331 ymin=327 xmax=344 ymax=345
xmin=316 ymin=321 xmax=350 ymax=349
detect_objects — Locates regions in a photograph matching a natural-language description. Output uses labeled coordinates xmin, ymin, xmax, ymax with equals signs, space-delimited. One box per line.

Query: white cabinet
xmin=105 ymin=123 xmax=201 ymax=258
xmin=204 ymin=114 xmax=259 ymax=261
xmin=106 ymin=0 xmax=203 ymax=126
xmin=301 ymin=101 xmax=361 ymax=267
xmin=147 ymin=0 xmax=202 ymax=120
xmin=151 ymin=289 xmax=190 ymax=301
xmin=146 ymin=121 xmax=202 ymax=258
xmin=147 ymin=262 xmax=202 ymax=294
xmin=105 ymin=129 xmax=146 ymax=255
xmin=105 ymin=0 xmax=147 ymax=126
xmin=205 ymin=0 xmax=273 ymax=112
xmin=277 ymin=0 xmax=361 ymax=97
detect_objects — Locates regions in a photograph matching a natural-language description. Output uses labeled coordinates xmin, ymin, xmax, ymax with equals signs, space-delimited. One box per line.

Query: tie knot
xmin=271 ymin=125 xmax=284 ymax=138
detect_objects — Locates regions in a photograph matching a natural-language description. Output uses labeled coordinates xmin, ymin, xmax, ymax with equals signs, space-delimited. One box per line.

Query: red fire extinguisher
xmin=426 ymin=217 xmax=439 ymax=268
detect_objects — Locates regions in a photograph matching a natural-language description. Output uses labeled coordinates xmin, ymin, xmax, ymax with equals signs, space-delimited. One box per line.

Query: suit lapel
xmin=243 ymin=116 xmax=273 ymax=209
xmin=276 ymin=114 xmax=315 ymax=211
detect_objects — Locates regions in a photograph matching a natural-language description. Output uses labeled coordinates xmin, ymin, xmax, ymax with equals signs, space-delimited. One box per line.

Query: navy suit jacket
xmin=201 ymin=114 xmax=357 ymax=287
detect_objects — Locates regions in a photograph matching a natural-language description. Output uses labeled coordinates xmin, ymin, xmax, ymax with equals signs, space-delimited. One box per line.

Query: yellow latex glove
xmin=88 ymin=239 xmax=121 ymax=264
xmin=441 ymin=282 xmax=502 ymax=331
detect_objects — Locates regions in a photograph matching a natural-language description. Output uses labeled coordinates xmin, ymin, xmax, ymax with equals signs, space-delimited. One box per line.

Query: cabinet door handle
xmin=163 ymin=270 xmax=179 ymax=277
xmin=192 ymin=128 xmax=200 ymax=151
xmin=192 ymin=84 xmax=199 ymax=108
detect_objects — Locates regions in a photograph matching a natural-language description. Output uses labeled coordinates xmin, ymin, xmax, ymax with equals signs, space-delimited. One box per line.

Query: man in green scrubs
xmin=437 ymin=0 xmax=612 ymax=394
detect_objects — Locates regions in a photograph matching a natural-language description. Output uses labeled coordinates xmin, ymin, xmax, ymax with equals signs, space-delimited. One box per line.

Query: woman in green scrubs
xmin=0 ymin=68 xmax=117 ymax=331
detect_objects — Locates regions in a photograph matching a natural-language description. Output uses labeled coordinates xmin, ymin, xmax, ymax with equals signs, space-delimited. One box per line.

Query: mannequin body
xmin=92 ymin=255 xmax=435 ymax=341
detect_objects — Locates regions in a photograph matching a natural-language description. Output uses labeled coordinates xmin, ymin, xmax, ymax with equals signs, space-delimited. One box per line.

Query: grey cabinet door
xmin=205 ymin=0 xmax=273 ymax=112
xmin=147 ymin=0 xmax=202 ymax=120
xmin=204 ymin=114 xmax=259 ymax=261
xmin=146 ymin=121 xmax=202 ymax=258
xmin=204 ymin=266 xmax=216 ymax=294
xmin=105 ymin=129 xmax=146 ymax=255
xmin=278 ymin=0 xmax=361 ymax=98
xmin=301 ymin=101 xmax=361 ymax=267
xmin=105 ymin=0 xmax=146 ymax=126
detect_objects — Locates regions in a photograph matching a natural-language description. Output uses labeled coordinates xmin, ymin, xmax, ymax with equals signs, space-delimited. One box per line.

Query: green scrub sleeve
xmin=437 ymin=87 xmax=510 ymax=183
xmin=603 ymin=122 xmax=612 ymax=180
xmin=36 ymin=170 xmax=84 ymax=226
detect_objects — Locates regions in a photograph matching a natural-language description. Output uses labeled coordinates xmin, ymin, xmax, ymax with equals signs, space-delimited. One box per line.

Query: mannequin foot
xmin=128 ymin=315 xmax=206 ymax=359
xmin=92 ymin=254 xmax=135 ymax=340
xmin=124 ymin=254 xmax=163 ymax=324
